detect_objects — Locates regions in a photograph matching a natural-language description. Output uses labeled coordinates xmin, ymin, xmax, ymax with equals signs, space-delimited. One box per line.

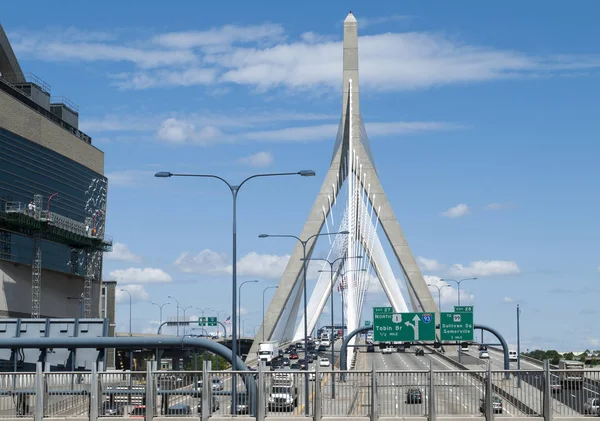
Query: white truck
xmin=268 ymin=372 xmax=298 ymax=411
xmin=258 ymin=342 xmax=279 ymax=365
xmin=559 ymin=360 xmax=585 ymax=388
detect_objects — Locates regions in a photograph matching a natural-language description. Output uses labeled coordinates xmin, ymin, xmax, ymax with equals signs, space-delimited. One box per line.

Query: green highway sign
xmin=365 ymin=321 xmax=371 ymax=326
xmin=440 ymin=312 xmax=474 ymax=341
xmin=199 ymin=317 xmax=218 ymax=327
xmin=454 ymin=306 xmax=474 ymax=313
xmin=373 ymin=307 xmax=436 ymax=342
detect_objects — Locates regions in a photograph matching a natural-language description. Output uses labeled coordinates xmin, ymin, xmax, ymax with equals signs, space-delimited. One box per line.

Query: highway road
xmin=353 ymin=346 xmax=524 ymax=417
xmin=487 ymin=348 xmax=600 ymax=416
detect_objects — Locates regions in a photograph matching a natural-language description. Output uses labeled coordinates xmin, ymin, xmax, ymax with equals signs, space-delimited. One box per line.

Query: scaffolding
xmin=1 ymin=195 xmax=112 ymax=318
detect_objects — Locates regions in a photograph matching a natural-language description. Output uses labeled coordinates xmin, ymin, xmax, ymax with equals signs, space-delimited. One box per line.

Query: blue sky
xmin=4 ymin=0 xmax=600 ymax=351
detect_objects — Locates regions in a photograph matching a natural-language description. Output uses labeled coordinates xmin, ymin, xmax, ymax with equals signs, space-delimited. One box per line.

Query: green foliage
xmin=183 ymin=352 xmax=231 ymax=371
xmin=522 ymin=349 xmax=561 ymax=365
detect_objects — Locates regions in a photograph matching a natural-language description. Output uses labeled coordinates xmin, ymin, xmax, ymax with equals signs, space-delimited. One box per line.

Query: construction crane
xmin=0 ymin=194 xmax=112 ymax=318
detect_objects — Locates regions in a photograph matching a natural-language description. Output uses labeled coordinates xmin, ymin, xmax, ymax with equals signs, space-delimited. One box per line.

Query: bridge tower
xmin=250 ymin=12 xmax=439 ymax=356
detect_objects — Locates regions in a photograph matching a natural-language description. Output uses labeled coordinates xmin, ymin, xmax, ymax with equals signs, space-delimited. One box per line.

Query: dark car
xmin=271 ymin=359 xmax=283 ymax=369
xmin=167 ymin=404 xmax=191 ymax=415
xmin=478 ymin=345 xmax=488 ymax=351
xmin=101 ymin=402 xmax=124 ymax=416
xmin=290 ymin=363 xmax=301 ymax=370
xmin=415 ymin=348 xmax=425 ymax=356
xmin=282 ymin=357 xmax=291 ymax=366
xmin=278 ymin=349 xmax=284 ymax=358
xmin=197 ymin=396 xmax=220 ymax=413
xmin=318 ymin=345 xmax=327 ymax=352
xmin=297 ymin=359 xmax=307 ymax=369
xmin=397 ymin=344 xmax=405 ymax=353
xmin=367 ymin=344 xmax=375 ymax=353
xmin=289 ymin=352 xmax=298 ymax=359
xmin=406 ymin=388 xmax=422 ymax=404
xmin=306 ymin=355 xmax=314 ymax=363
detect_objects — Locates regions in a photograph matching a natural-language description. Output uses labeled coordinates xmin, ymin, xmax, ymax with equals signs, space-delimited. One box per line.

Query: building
xmin=0 ymin=24 xmax=111 ymax=319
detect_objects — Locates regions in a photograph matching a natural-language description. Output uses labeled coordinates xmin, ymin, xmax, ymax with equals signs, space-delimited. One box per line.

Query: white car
xmin=319 ymin=358 xmax=331 ymax=367
xmin=382 ymin=347 xmax=394 ymax=355
xmin=479 ymin=351 xmax=490 ymax=359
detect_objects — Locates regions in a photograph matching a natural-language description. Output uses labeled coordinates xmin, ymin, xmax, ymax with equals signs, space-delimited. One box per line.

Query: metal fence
xmin=3 ymin=362 xmax=600 ymax=420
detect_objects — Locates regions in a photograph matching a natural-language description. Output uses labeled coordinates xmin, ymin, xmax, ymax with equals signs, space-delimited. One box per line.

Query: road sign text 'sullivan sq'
xmin=373 ymin=307 xmax=436 ymax=342
xmin=440 ymin=311 xmax=474 ymax=341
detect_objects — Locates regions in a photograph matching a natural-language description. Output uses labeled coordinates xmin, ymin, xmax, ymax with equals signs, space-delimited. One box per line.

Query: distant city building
xmin=0 ymin=24 xmax=110 ymax=318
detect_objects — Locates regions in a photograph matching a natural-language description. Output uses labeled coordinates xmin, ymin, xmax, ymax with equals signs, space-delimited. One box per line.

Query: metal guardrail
xmin=2 ymin=364 xmax=600 ymax=420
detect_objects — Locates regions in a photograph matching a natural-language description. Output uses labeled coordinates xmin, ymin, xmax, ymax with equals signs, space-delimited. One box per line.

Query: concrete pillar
xmin=257 ymin=361 xmax=265 ymax=421
xmin=428 ymin=362 xmax=436 ymax=421
xmin=314 ymin=362 xmax=321 ymax=421
xmin=90 ymin=364 xmax=99 ymax=421
xmin=34 ymin=362 xmax=43 ymax=421
xmin=485 ymin=362 xmax=493 ymax=421
xmin=370 ymin=363 xmax=378 ymax=421
xmin=543 ymin=359 xmax=552 ymax=421
xmin=102 ymin=280 xmax=117 ymax=369
xmin=145 ymin=362 xmax=154 ymax=421
xmin=201 ymin=360 xmax=209 ymax=421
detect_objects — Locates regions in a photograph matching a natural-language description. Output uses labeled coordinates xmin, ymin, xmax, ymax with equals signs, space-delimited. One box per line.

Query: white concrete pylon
xmin=250 ymin=11 xmax=438 ymax=356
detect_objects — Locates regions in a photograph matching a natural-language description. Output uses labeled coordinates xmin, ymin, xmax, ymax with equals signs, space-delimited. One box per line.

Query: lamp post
xmin=181 ymin=305 xmax=194 ymax=335
xmin=440 ymin=278 xmax=477 ymax=363
xmin=259 ymin=230 xmax=349 ymax=415
xmin=308 ymin=255 xmax=362 ymax=400
xmin=262 ymin=286 xmax=278 ymax=342
xmin=427 ymin=284 xmax=450 ymax=312
xmin=517 ymin=304 xmax=521 ymax=387
xmin=156 ymin=168 xmax=315 ymax=415
xmin=152 ymin=302 xmax=170 ymax=326
xmin=238 ymin=280 xmax=258 ymax=356
xmin=167 ymin=295 xmax=180 ymax=336
xmin=440 ymin=278 xmax=477 ymax=306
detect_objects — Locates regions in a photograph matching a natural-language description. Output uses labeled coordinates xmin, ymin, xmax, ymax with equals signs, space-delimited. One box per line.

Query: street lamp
xmin=440 ymin=278 xmax=477 ymax=306
xmin=259 ymin=230 xmax=349 ymax=415
xmin=306 ymin=255 xmax=362 ymax=399
xmin=156 ymin=168 xmax=315 ymax=415
xmin=167 ymin=295 xmax=180 ymax=336
xmin=238 ymin=280 xmax=259 ymax=356
xmin=152 ymin=302 xmax=170 ymax=326
xmin=181 ymin=305 xmax=194 ymax=335
xmin=262 ymin=286 xmax=278 ymax=342
xmin=120 ymin=289 xmax=132 ymax=337
xmin=427 ymin=284 xmax=450 ymax=312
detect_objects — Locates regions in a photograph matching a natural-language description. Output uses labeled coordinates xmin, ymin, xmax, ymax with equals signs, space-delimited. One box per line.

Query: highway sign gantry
xmin=365 ymin=320 xmax=371 ymax=326
xmin=198 ymin=317 xmax=217 ymax=327
xmin=373 ymin=307 xmax=436 ymax=342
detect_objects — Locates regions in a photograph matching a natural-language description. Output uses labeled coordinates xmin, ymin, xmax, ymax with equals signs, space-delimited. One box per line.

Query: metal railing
xmin=4 ymin=362 xmax=600 ymax=420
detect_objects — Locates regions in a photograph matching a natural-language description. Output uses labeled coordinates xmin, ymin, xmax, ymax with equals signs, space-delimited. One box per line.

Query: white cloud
xmin=12 ymin=23 xmax=600 ymax=92
xmin=238 ymin=151 xmax=274 ymax=168
xmin=156 ymin=118 xmax=223 ymax=145
xmin=486 ymin=202 xmax=515 ymax=210
xmin=588 ymin=338 xmax=600 ymax=347
xmin=417 ymin=256 xmax=443 ymax=272
xmin=105 ymin=242 xmax=142 ymax=263
xmin=440 ymin=203 xmax=470 ymax=218
xmin=109 ymin=267 xmax=173 ymax=284
xmin=116 ymin=285 xmax=150 ymax=304
xmin=106 ymin=170 xmax=154 ymax=187
xmin=503 ymin=297 xmax=514 ymax=303
xmin=152 ymin=24 xmax=286 ymax=49
xmin=173 ymin=249 xmax=291 ymax=280
xmin=448 ymin=260 xmax=520 ymax=277
xmin=425 ymin=275 xmax=474 ymax=307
